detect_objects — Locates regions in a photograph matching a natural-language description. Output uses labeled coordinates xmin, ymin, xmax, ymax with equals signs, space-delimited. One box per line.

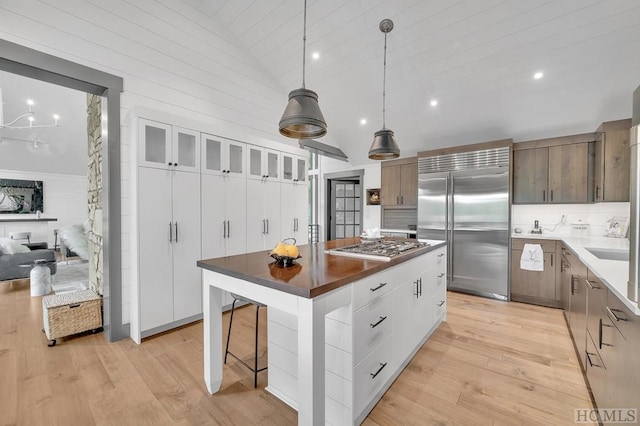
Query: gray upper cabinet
xmin=548 ymin=143 xmax=589 ymax=203
xmin=593 ymin=119 xmax=632 ymax=202
xmin=513 ymin=147 xmax=548 ymax=203
xmin=513 ymin=135 xmax=593 ymax=204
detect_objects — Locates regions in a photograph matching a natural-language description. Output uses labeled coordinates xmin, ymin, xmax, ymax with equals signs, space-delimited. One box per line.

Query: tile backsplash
xmin=512 ymin=203 xmax=630 ymax=237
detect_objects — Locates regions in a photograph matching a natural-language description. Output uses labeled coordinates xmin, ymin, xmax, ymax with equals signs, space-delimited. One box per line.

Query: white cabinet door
xmin=225 ymin=176 xmax=247 ymax=255
xmin=138 ymin=167 xmax=174 ymax=331
xmin=246 ymin=179 xmax=266 ymax=252
xmin=201 ymin=174 xmax=226 ymax=259
xmin=281 ymin=183 xmax=308 ymax=244
xmin=263 ymin=179 xmax=281 ymax=248
xmin=201 ymin=134 xmax=224 ymax=176
xmin=139 ymin=119 xmax=172 ymax=169
xmin=226 ymin=140 xmax=246 ymax=178
xmin=172 ymin=171 xmax=202 ymax=320
xmin=392 ymin=277 xmax=419 ymax=363
xmin=172 ymin=127 xmax=200 ymax=173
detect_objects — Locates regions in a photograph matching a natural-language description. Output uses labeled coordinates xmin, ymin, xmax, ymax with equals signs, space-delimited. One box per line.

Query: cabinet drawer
xmin=586 ymin=273 xmax=607 ymax=339
xmin=354 ymin=292 xmax=393 ymax=365
xmin=604 ymin=293 xmax=637 ymax=340
xmin=585 ymin=331 xmax=607 ymax=408
xmin=354 ymin=335 xmax=393 ymax=416
xmin=431 ymin=287 xmax=447 ymax=321
xmin=353 ymin=257 xmax=424 ymax=311
xmin=511 ymin=238 xmax=557 ymax=252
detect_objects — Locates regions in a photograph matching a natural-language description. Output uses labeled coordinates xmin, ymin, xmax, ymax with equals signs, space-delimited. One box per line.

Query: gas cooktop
xmin=325 ymin=239 xmax=429 ymax=262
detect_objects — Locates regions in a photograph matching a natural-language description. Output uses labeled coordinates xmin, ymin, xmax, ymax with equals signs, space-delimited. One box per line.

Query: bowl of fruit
xmin=270 ymin=238 xmax=301 ymax=267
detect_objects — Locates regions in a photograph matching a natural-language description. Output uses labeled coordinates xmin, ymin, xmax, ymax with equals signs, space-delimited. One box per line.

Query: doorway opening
xmin=0 ymin=39 xmax=124 ymax=341
xmin=325 ymin=170 xmax=364 ymax=241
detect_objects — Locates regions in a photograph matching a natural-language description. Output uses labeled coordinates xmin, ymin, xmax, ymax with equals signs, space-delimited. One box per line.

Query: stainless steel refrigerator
xmin=417 ymin=149 xmax=510 ymax=300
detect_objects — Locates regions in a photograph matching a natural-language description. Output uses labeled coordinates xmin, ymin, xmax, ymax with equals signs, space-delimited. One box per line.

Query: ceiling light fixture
xmin=360 ymin=118 xmax=367 ymax=125
xmin=312 ymin=52 xmax=320 ymax=60
xmin=279 ymin=0 xmax=327 ymax=139
xmin=368 ymin=19 xmax=400 ymax=160
xmin=0 ymin=96 xmax=60 ymax=129
xmin=534 ymin=71 xmax=544 ymax=80
xmin=430 ymin=100 xmax=438 ymax=107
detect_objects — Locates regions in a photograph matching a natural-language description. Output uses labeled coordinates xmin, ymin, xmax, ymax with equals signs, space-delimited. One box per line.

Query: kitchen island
xmin=198 ymin=237 xmax=447 ymax=425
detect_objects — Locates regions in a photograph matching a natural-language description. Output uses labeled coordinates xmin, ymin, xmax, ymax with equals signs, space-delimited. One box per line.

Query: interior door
xmin=450 ymin=169 xmax=509 ymax=299
xmin=329 ymin=179 xmax=361 ymax=240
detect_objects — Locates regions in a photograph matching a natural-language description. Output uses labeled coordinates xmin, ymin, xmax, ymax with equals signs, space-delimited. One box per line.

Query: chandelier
xmin=0 ymin=95 xmax=60 ymax=129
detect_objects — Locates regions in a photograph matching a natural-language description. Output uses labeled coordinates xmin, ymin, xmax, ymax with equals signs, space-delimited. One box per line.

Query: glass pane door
xmin=330 ymin=180 xmax=361 ymax=239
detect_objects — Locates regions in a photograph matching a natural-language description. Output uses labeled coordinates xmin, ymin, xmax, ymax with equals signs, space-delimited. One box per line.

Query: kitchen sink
xmin=584 ymin=247 xmax=629 ymax=262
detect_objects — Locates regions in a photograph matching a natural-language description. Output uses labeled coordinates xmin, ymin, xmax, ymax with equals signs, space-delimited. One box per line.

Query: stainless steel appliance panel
xmin=450 ymin=169 xmax=509 ymax=299
xmin=417 ymin=171 xmax=448 ymax=241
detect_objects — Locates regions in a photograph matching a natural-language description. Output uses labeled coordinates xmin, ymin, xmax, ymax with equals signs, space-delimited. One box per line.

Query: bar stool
xmin=224 ymin=293 xmax=267 ymax=388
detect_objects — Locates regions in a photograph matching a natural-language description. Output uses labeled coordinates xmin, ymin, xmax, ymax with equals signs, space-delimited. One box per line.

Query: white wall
xmin=0 ymin=169 xmax=87 ymax=246
xmin=0 ymin=0 xmax=298 ymax=331
xmin=512 ymin=202 xmax=630 ymax=237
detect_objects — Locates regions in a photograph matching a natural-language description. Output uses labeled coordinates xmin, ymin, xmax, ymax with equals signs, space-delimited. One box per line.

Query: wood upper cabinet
xmin=513 ymin=148 xmax=548 ymax=203
xmin=548 ymin=143 xmax=589 ymax=203
xmin=513 ymin=133 xmax=593 ymax=204
xmin=593 ymin=119 xmax=632 ymax=202
xmin=381 ymin=157 xmax=417 ymax=206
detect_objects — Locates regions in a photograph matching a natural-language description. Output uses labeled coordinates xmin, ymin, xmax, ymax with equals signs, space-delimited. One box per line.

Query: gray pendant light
xmin=279 ymin=0 xmax=327 ymax=139
xmin=368 ymin=19 xmax=400 ymax=160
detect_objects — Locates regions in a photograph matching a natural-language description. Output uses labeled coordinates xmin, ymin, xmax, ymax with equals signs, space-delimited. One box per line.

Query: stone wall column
xmin=87 ymin=94 xmax=103 ymax=295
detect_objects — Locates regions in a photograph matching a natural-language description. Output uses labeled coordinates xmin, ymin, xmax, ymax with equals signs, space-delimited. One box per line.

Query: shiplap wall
xmin=0 ymin=169 xmax=87 ymax=245
xmin=0 ymin=0 xmax=294 ymax=328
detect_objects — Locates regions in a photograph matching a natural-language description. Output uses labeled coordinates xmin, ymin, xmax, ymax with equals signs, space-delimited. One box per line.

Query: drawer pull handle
xmin=370 ymin=316 xmax=387 ymax=328
xmin=69 ymin=303 xmax=81 ymax=309
xmin=606 ymin=306 xmax=628 ymax=322
xmin=437 ymin=253 xmax=445 ymax=257
xmin=586 ymin=280 xmax=600 ymax=290
xmin=370 ymin=362 xmax=387 ymax=379
xmin=438 ymin=273 xmax=445 ymax=278
xmin=437 ymin=300 xmax=445 ymax=307
xmin=586 ymin=352 xmax=602 ymax=368
xmin=370 ymin=282 xmax=387 ymax=292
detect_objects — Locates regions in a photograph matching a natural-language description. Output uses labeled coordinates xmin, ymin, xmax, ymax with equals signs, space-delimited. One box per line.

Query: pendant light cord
xmin=382 ymin=31 xmax=388 ymax=129
xmin=302 ymin=0 xmax=307 ymax=89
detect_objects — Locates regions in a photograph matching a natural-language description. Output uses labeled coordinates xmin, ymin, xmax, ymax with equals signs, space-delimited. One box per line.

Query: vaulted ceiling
xmin=2 ymin=1 xmax=640 ymax=172
xmin=188 ymin=0 xmax=640 ymax=164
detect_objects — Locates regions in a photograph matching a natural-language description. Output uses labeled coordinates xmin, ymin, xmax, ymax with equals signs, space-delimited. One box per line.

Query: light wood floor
xmin=0 ymin=281 xmax=594 ymax=425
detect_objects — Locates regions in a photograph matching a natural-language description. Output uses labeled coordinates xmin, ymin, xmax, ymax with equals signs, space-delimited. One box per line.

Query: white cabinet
xmin=392 ymin=247 xmax=446 ymax=368
xmin=280 ymin=182 xmax=308 ymax=244
xmin=246 ymin=179 xmax=281 ymax=252
xmin=201 ymin=174 xmax=247 ymax=258
xmin=248 ymin=146 xmax=280 ymax=181
xmin=201 ymin=133 xmax=246 ymax=178
xmin=138 ymin=167 xmax=201 ymax=334
xmin=139 ymin=118 xmax=200 ymax=173
xmin=281 ymin=153 xmax=307 ymax=184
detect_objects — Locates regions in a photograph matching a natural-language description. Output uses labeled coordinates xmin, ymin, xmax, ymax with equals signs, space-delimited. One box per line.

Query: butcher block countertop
xmin=197 ymin=237 xmax=445 ymax=299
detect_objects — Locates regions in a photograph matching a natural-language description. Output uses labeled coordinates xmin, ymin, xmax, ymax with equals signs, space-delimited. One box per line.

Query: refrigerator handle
xmin=447 ymin=174 xmax=454 ymax=284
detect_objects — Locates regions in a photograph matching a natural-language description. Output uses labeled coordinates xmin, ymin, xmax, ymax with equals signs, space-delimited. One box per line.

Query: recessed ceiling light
xmin=430 ymin=99 xmax=438 ymax=107
xmin=360 ymin=118 xmax=367 ymax=125
xmin=312 ymin=52 xmax=320 ymax=60
xmin=26 ymin=99 xmax=34 ymax=106
xmin=533 ymin=72 xmax=544 ymax=80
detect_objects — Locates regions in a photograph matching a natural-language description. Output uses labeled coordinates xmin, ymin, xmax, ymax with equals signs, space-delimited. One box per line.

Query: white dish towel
xmin=520 ymin=244 xmax=544 ymax=271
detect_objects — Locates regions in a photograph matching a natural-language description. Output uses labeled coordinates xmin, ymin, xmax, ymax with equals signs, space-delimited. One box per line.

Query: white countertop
xmin=512 ymin=233 xmax=639 ymax=315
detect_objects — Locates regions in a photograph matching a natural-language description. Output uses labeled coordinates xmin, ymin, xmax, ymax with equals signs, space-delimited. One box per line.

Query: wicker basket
xmin=42 ymin=290 xmax=102 ymax=344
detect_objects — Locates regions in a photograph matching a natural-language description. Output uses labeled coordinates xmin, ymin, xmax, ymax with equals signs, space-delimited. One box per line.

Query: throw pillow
xmin=0 ymin=237 xmax=31 ymax=254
